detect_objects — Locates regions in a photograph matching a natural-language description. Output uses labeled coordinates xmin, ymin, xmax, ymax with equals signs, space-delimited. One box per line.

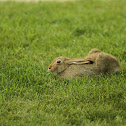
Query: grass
xmin=0 ymin=0 xmax=126 ymax=125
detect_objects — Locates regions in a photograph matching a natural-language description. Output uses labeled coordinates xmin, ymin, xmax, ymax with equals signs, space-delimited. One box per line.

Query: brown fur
xmin=48 ymin=49 xmax=121 ymax=79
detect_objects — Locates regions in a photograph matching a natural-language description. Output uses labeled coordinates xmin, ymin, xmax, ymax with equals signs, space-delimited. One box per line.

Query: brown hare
xmin=48 ymin=49 xmax=121 ymax=79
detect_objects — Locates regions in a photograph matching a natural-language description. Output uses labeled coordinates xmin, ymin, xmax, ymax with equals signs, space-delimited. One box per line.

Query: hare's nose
xmin=48 ymin=65 xmax=52 ymax=70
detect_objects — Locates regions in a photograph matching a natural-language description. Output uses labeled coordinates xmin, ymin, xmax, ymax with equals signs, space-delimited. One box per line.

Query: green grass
xmin=0 ymin=0 xmax=126 ymax=125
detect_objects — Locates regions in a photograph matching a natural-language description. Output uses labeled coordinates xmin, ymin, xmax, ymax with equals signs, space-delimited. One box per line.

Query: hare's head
xmin=48 ymin=56 xmax=93 ymax=74
xmin=48 ymin=56 xmax=70 ymax=74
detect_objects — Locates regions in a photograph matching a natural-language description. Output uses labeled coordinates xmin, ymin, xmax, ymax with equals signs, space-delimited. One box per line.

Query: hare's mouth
xmin=48 ymin=66 xmax=55 ymax=72
xmin=48 ymin=67 xmax=51 ymax=71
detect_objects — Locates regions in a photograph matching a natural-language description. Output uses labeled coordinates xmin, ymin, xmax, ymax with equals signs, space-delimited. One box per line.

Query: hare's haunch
xmin=48 ymin=49 xmax=121 ymax=79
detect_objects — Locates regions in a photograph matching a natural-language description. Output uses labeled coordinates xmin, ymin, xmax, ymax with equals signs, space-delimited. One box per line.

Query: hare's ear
xmin=70 ymin=60 xmax=93 ymax=65
xmin=65 ymin=59 xmax=94 ymax=65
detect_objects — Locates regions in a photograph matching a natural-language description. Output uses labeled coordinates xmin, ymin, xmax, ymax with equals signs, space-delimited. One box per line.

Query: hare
xmin=48 ymin=49 xmax=121 ymax=79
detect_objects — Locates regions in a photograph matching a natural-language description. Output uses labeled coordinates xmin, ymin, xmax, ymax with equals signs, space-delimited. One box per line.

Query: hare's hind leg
xmin=96 ymin=53 xmax=108 ymax=74
xmin=96 ymin=53 xmax=121 ymax=74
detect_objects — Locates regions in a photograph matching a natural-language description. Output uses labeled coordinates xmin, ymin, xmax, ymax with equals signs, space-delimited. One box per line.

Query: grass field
xmin=0 ymin=0 xmax=126 ymax=125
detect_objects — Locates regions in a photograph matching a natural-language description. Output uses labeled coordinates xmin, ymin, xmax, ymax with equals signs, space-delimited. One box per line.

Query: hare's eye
xmin=57 ymin=60 xmax=61 ymax=64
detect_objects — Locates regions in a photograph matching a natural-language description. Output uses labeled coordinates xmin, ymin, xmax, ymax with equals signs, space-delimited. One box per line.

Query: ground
xmin=0 ymin=0 xmax=126 ymax=126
